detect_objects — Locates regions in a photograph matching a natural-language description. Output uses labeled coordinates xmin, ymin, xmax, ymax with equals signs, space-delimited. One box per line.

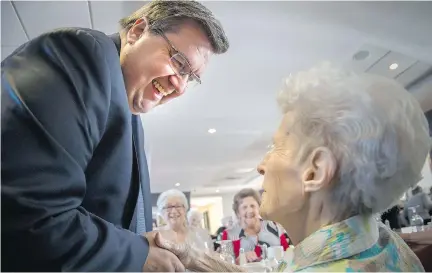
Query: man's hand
xmin=143 ymin=232 xmax=185 ymax=272
xmin=155 ymin=230 xmax=246 ymax=272
xmin=153 ymin=230 xmax=194 ymax=268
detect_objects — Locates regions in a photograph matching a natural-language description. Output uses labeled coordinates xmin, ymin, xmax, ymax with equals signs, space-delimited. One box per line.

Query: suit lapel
xmin=109 ymin=33 xmax=153 ymax=232
xmin=131 ymin=114 xmax=153 ymax=232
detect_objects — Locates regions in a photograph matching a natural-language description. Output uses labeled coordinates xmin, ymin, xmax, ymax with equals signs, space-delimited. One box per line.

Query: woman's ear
xmin=302 ymin=147 xmax=336 ymax=193
xmin=126 ymin=17 xmax=150 ymax=45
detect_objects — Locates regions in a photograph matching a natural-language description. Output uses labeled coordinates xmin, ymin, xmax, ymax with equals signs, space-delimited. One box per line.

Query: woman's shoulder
xmin=293 ymin=227 xmax=424 ymax=272
xmin=262 ymin=220 xmax=285 ymax=234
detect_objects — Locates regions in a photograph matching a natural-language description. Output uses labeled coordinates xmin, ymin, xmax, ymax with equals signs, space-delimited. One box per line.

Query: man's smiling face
xmin=120 ymin=19 xmax=213 ymax=114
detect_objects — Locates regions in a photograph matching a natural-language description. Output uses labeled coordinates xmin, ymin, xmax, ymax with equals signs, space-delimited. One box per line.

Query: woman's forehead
xmin=240 ymin=196 xmax=257 ymax=205
xmin=166 ymin=196 xmax=184 ymax=204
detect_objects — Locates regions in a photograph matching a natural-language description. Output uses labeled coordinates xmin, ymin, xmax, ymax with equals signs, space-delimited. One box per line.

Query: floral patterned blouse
xmin=277 ymin=215 xmax=424 ymax=272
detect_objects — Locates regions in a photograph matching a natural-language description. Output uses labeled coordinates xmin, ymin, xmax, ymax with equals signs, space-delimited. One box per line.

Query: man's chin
xmin=129 ymin=100 xmax=157 ymax=114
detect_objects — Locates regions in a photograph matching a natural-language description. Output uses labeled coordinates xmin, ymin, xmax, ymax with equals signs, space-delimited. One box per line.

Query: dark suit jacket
xmin=1 ymin=28 xmax=153 ymax=271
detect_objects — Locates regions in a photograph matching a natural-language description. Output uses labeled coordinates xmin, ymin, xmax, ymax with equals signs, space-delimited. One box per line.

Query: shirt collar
xmin=109 ymin=33 xmax=121 ymax=56
xmin=290 ymin=215 xmax=379 ymax=271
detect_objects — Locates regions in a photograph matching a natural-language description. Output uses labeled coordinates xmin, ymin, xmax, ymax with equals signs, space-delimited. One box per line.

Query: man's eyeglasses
xmin=154 ymin=29 xmax=202 ymax=88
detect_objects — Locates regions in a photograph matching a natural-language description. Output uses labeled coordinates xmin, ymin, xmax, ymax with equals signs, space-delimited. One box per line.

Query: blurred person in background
xmin=404 ymin=186 xmax=432 ymax=225
xmin=214 ymin=215 xmax=236 ymax=250
xmin=220 ymin=188 xmax=289 ymax=263
xmin=1 ymin=0 xmax=229 ymax=271
xmin=381 ymin=205 xmax=402 ymax=230
xmin=157 ymin=189 xmax=213 ymax=252
xmin=152 ymin=64 xmax=429 ymax=272
xmin=187 ymin=209 xmax=214 ymax=248
xmin=187 ymin=209 xmax=204 ymax=228
xmin=429 ymin=186 xmax=432 ymax=200
xmin=224 ymin=215 xmax=237 ymax=229
xmin=398 ymin=206 xmax=410 ymax=227
xmin=216 ymin=215 xmax=236 ymax=237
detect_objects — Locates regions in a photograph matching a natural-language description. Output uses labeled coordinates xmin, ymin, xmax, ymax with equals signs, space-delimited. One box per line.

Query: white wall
xmin=192 ymin=192 xmax=237 ymax=224
xmin=190 ymin=197 xmax=224 ymax=234
xmin=219 ymin=192 xmax=237 ymax=219
xmin=201 ymin=201 xmax=223 ymax=234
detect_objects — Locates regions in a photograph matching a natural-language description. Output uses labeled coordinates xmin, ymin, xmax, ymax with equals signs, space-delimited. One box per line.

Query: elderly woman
xmin=187 ymin=209 xmax=214 ymax=248
xmin=153 ymin=64 xmax=429 ymax=272
xmin=215 ymin=215 xmax=236 ymax=237
xmin=187 ymin=209 xmax=204 ymax=228
xmin=219 ymin=188 xmax=289 ymax=263
xmin=156 ymin=189 xmax=213 ymax=251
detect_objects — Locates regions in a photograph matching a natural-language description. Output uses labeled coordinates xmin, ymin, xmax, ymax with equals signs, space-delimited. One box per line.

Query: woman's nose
xmin=257 ymin=152 xmax=271 ymax=175
xmin=257 ymin=159 xmax=267 ymax=175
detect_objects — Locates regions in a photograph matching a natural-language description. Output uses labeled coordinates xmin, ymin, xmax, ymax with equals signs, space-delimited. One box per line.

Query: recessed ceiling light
xmin=175 ymin=183 xmax=180 ymax=187
xmin=215 ymin=189 xmax=220 ymax=193
xmin=389 ymin=63 xmax=399 ymax=70
xmin=208 ymin=128 xmax=216 ymax=134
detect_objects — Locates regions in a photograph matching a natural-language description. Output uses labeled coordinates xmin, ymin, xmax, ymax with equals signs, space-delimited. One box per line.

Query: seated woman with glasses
xmin=156 ymin=189 xmax=213 ymax=252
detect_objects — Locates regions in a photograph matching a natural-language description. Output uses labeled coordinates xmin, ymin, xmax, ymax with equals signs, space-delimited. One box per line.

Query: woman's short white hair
xmin=156 ymin=189 xmax=189 ymax=213
xmin=277 ymin=63 xmax=431 ymax=216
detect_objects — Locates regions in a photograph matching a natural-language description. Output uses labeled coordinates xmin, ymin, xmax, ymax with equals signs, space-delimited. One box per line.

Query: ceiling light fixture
xmin=389 ymin=63 xmax=399 ymax=70
xmin=208 ymin=128 xmax=216 ymax=134
xmin=175 ymin=183 xmax=180 ymax=187
xmin=215 ymin=189 xmax=220 ymax=193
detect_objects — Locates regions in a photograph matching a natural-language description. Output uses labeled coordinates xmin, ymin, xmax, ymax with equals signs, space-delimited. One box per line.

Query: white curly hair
xmin=277 ymin=63 xmax=431 ymax=216
xmin=156 ymin=189 xmax=189 ymax=214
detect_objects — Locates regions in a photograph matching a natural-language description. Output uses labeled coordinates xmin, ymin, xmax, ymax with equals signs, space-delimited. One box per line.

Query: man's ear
xmin=301 ymin=147 xmax=336 ymax=193
xmin=126 ymin=17 xmax=150 ymax=44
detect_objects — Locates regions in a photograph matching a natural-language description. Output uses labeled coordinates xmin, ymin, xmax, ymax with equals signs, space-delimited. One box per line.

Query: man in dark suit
xmin=1 ymin=1 xmax=229 ymax=271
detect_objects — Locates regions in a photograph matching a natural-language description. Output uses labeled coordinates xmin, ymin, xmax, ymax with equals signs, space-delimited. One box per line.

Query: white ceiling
xmin=2 ymin=1 xmax=432 ymax=195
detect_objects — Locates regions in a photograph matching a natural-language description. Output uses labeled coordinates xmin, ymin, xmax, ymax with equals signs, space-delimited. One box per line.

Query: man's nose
xmin=169 ymin=74 xmax=188 ymax=94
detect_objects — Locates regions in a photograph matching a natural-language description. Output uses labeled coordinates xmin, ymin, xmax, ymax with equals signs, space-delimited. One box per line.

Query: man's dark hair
xmin=119 ymin=0 xmax=229 ymax=54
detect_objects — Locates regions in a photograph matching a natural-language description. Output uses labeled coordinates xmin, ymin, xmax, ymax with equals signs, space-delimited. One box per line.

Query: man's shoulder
xmin=40 ymin=27 xmax=118 ymax=56
xmin=3 ymin=27 xmax=118 ymax=68
xmin=39 ymin=27 xmax=112 ymax=45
